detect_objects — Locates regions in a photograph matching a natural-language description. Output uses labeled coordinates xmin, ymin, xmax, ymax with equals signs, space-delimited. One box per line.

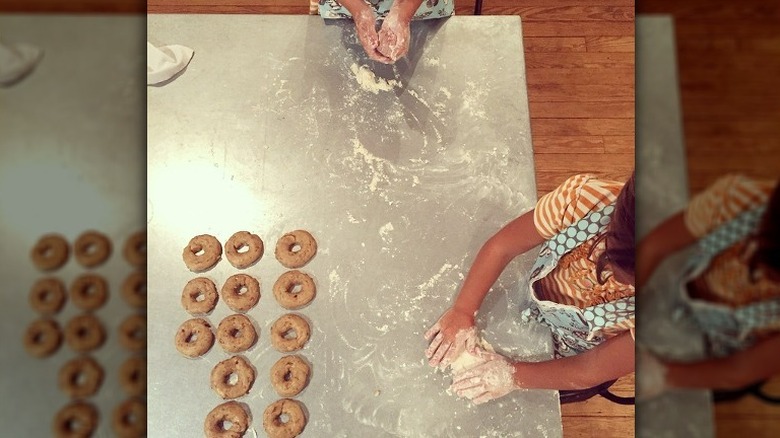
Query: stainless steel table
xmin=148 ymin=14 xmax=561 ymax=438
xmin=636 ymin=15 xmax=715 ymax=438
xmin=0 ymin=15 xmax=145 ymax=437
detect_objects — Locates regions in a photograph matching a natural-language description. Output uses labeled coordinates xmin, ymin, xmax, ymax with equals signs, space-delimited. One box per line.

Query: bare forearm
xmin=664 ymin=334 xmax=780 ymax=390
xmin=453 ymin=211 xmax=544 ymax=316
xmin=453 ymin=239 xmax=515 ymax=316
xmin=514 ymin=332 xmax=635 ymax=390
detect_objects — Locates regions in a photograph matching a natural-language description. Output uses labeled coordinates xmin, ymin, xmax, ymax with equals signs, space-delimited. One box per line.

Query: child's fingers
xmin=475 ymin=348 xmax=501 ymax=362
xmin=423 ymin=323 xmax=440 ymax=341
xmin=429 ymin=340 xmax=451 ymax=366
xmin=451 ymin=374 xmax=482 ymax=392
xmin=464 ymin=331 xmax=476 ymax=353
xmin=439 ymin=342 xmax=461 ymax=367
xmin=472 ymin=392 xmax=494 ymax=405
xmin=424 ymin=332 xmax=443 ymax=359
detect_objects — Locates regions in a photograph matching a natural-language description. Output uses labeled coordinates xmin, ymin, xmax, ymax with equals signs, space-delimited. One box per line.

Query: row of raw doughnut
xmin=29 ymin=272 xmax=145 ymax=315
xmin=182 ymin=229 xmax=317 ymax=272
xmin=181 ymin=270 xmax=316 ymax=315
xmin=24 ymin=314 xmax=146 ymax=357
xmin=175 ymin=313 xmax=311 ymax=357
xmin=31 ymin=230 xmax=146 ymax=271
xmin=204 ymin=398 xmax=307 ymax=438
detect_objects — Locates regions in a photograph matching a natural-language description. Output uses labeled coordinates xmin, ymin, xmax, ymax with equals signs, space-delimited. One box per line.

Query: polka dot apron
xmin=318 ymin=0 xmax=454 ymax=20
xmin=520 ymin=203 xmax=635 ymax=359
xmin=675 ymin=204 xmax=780 ymax=359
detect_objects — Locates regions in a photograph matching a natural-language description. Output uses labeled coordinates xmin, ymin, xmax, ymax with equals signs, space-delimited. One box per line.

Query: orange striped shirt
xmin=684 ymin=174 xmax=779 ymax=308
xmin=532 ymin=174 xmax=635 ymax=337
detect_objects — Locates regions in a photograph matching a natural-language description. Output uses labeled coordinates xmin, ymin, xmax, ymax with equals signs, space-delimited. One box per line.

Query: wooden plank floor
xmin=0 ymin=1 xmax=636 ymax=437
xmin=638 ymin=1 xmax=780 ymax=437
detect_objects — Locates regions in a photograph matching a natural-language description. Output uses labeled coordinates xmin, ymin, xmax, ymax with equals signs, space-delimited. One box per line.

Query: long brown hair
xmin=591 ymin=172 xmax=635 ymax=285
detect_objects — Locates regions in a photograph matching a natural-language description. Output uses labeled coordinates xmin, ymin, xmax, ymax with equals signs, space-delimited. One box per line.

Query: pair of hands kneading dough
xmin=354 ymin=7 xmax=410 ymax=64
xmin=426 ymin=324 xmax=520 ymax=406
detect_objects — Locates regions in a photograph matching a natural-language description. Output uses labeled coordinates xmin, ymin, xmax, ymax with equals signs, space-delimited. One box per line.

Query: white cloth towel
xmin=147 ymin=41 xmax=194 ymax=85
xmin=0 ymin=37 xmax=43 ymax=86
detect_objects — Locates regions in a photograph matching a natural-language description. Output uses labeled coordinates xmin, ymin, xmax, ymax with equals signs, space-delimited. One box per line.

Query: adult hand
xmin=450 ymin=349 xmax=518 ymax=405
xmin=377 ymin=11 xmax=411 ymax=62
xmin=353 ymin=7 xmax=393 ymax=64
xmin=424 ymin=307 xmax=476 ymax=368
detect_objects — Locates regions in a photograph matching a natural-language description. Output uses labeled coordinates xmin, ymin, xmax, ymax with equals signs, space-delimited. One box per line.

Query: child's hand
xmin=424 ymin=307 xmax=476 ymax=368
xmin=450 ymin=350 xmax=518 ymax=405
xmin=377 ymin=11 xmax=411 ymax=62
xmin=353 ymin=7 xmax=393 ymax=64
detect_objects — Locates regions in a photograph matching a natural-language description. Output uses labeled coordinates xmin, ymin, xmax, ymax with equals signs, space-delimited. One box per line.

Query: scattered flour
xmin=346 ymin=211 xmax=362 ymax=224
xmin=350 ymin=63 xmax=400 ymax=94
xmin=379 ymin=222 xmax=395 ymax=243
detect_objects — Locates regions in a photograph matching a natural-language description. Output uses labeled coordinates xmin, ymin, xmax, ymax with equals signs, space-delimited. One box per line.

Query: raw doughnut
xmin=262 ymin=398 xmax=307 ymax=438
xmin=210 ymin=355 xmax=256 ymax=399
xmin=204 ymin=401 xmax=250 ymax=438
xmin=183 ymin=234 xmax=222 ymax=272
xmin=119 ymin=356 xmax=146 ymax=396
xmin=225 ymin=231 xmax=264 ymax=269
xmin=74 ymin=230 xmax=112 ymax=268
xmin=123 ymin=231 xmax=146 ymax=267
xmin=274 ymin=230 xmax=317 ymax=269
xmin=24 ymin=318 xmax=62 ymax=357
xmin=270 ymin=313 xmax=310 ymax=353
xmin=181 ymin=277 xmax=219 ymax=315
xmin=121 ymin=271 xmax=146 ymax=308
xmin=118 ymin=314 xmax=146 ymax=351
xmin=53 ymin=401 xmax=98 ymax=438
xmin=272 ymin=270 xmax=316 ymax=310
xmin=270 ymin=355 xmax=310 ymax=397
xmin=221 ymin=274 xmax=260 ymax=312
xmin=69 ymin=274 xmax=109 ymax=311
xmin=29 ymin=277 xmax=67 ymax=315
xmin=112 ymin=397 xmax=146 ymax=438
xmin=31 ymin=234 xmax=69 ymax=271
xmin=175 ymin=318 xmax=215 ymax=358
xmin=65 ymin=314 xmax=106 ymax=353
xmin=217 ymin=314 xmax=258 ymax=353
xmin=58 ymin=356 xmax=104 ymax=399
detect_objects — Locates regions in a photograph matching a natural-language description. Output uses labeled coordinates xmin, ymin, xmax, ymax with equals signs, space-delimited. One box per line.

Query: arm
xmin=452 ymin=332 xmax=635 ymax=403
xmin=636 ymin=211 xmax=697 ymax=289
xmin=664 ymin=333 xmax=780 ymax=390
xmin=425 ymin=210 xmax=546 ymax=367
xmin=454 ymin=211 xmax=545 ymax=316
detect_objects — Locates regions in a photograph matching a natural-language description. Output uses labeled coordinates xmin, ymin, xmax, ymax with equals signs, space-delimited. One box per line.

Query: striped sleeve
xmin=684 ymin=175 xmax=774 ymax=238
xmin=533 ymin=174 xmax=623 ymax=239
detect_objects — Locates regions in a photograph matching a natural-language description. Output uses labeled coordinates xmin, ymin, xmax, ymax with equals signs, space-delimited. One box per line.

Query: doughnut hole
xmin=282 ymin=328 xmax=298 ymax=340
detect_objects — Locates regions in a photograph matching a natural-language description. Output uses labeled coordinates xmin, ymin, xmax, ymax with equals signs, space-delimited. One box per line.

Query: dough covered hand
xmin=424 ymin=308 xmax=476 ymax=368
xmin=450 ymin=349 xmax=518 ymax=405
xmin=377 ymin=12 xmax=411 ymax=62
xmin=353 ymin=7 xmax=392 ymax=64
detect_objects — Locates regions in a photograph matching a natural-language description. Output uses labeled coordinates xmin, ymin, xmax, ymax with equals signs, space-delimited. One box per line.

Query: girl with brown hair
xmin=425 ymin=172 xmax=636 ymax=405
